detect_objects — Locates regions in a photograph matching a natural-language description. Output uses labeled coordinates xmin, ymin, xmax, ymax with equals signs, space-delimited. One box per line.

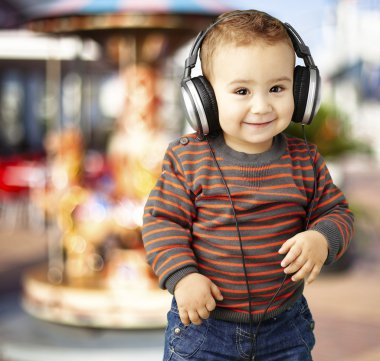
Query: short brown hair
xmin=200 ymin=10 xmax=293 ymax=79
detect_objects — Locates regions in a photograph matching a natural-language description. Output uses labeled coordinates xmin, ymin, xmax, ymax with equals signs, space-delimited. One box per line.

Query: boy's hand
xmin=278 ymin=230 xmax=329 ymax=285
xmin=174 ymin=273 xmax=223 ymax=326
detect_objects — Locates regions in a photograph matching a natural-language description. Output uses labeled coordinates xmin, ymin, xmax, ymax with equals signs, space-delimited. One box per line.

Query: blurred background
xmin=0 ymin=0 xmax=379 ymax=360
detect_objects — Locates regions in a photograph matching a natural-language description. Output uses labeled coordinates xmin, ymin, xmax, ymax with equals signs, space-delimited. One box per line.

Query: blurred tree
xmin=286 ymin=103 xmax=372 ymax=159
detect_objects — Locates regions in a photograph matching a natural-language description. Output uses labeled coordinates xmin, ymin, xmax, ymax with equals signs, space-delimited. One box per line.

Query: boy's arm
xmin=307 ymin=150 xmax=354 ymax=264
xmin=142 ymin=145 xmax=198 ymax=293
xmin=279 ymin=149 xmax=354 ymax=284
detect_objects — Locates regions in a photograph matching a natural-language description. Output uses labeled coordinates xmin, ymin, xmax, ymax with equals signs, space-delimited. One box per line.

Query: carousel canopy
xmin=0 ymin=0 xmax=329 ymax=59
xmin=0 ymin=0 xmax=237 ymax=29
xmin=0 ymin=1 xmax=330 ymax=35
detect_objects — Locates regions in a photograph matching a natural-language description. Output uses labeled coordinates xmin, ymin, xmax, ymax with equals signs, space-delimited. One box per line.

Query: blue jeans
xmin=163 ymin=296 xmax=315 ymax=361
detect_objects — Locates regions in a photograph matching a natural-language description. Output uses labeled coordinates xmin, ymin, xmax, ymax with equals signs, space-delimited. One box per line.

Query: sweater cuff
xmin=164 ymin=266 xmax=198 ymax=294
xmin=311 ymin=220 xmax=341 ymax=265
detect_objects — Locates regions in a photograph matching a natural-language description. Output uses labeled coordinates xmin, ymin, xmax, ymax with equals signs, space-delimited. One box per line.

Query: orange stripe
xmin=159 ymin=259 xmax=195 ymax=280
xmin=145 ymin=235 xmax=189 ymax=248
xmin=194 ymin=227 xmax=298 ymax=244
xmin=148 ymin=196 xmax=195 ymax=218
xmin=218 ymin=282 xmax=286 ymax=294
xmin=166 ymin=149 xmax=184 ymax=176
xmin=193 ymin=243 xmax=281 ymax=262
xmin=181 ymin=156 xmax=215 ymax=165
xmin=153 ymin=188 xmax=193 ymax=207
xmin=316 ymin=192 xmax=343 ymax=209
xmin=197 ymin=256 xmax=283 ymax=275
xmin=144 ymin=205 xmax=189 ymax=224
xmin=154 ymin=177 xmax=186 ymax=192
xmin=196 ymin=217 xmax=298 ymax=232
xmin=143 ymin=226 xmax=187 ymax=238
xmin=198 ymin=263 xmax=284 ymax=282
xmin=156 ymin=251 xmax=194 ymax=273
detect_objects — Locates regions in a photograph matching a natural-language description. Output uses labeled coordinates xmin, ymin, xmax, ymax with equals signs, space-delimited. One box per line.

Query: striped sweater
xmin=142 ymin=132 xmax=354 ymax=323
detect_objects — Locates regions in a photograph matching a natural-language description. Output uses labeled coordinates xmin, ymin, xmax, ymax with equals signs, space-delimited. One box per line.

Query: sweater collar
xmin=210 ymin=133 xmax=287 ymax=165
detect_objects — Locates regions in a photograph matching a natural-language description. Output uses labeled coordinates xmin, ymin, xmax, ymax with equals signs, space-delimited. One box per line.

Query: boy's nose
xmin=250 ymin=93 xmax=272 ymax=114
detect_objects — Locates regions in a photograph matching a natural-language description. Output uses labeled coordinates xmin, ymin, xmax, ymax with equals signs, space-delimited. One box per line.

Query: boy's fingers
xmin=197 ymin=307 xmax=210 ymax=320
xmin=278 ymin=237 xmax=295 ymax=254
xmin=211 ymin=283 xmax=223 ymax=301
xmin=281 ymin=246 xmax=302 ymax=268
xmin=290 ymin=267 xmax=308 ymax=282
xmin=284 ymin=253 xmax=308 ymax=274
xmin=306 ymin=265 xmax=322 ymax=284
xmin=188 ymin=309 xmax=202 ymax=325
xmin=205 ymin=298 xmax=216 ymax=312
xmin=289 ymin=260 xmax=314 ymax=282
xmin=179 ymin=309 xmax=190 ymax=326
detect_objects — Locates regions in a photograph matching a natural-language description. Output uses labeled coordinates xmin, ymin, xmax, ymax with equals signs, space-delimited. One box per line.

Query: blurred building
xmin=320 ymin=0 xmax=380 ymax=160
xmin=0 ymin=31 xmax=106 ymax=157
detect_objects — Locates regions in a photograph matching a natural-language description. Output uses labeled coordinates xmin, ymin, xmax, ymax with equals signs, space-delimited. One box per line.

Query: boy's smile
xmin=209 ymin=40 xmax=295 ymax=154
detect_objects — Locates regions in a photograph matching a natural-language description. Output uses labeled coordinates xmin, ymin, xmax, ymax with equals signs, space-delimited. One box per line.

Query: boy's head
xmin=180 ymin=9 xmax=321 ymax=150
xmin=200 ymin=10 xmax=293 ymax=81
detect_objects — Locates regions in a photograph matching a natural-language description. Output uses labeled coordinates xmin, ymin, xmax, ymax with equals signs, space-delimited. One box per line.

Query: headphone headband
xmin=183 ymin=15 xmax=317 ymax=80
xmin=283 ymin=23 xmax=315 ymax=67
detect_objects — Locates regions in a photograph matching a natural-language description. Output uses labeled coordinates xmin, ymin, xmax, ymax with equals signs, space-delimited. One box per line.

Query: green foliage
xmin=286 ymin=103 xmax=372 ymax=159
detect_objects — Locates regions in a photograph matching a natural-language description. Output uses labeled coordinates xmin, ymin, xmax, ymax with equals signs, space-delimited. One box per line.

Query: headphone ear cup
xmin=292 ymin=65 xmax=310 ymax=124
xmin=192 ymin=76 xmax=220 ymax=135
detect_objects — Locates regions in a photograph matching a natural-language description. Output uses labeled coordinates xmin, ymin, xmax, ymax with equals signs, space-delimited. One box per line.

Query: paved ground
xmin=305 ymin=266 xmax=380 ymax=361
xmin=306 ymin=155 xmax=380 ymax=361
xmin=0 ymin=155 xmax=379 ymax=361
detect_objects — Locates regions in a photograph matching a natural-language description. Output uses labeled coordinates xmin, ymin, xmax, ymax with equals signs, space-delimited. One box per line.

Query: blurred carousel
xmin=20 ymin=3 xmax=227 ymax=328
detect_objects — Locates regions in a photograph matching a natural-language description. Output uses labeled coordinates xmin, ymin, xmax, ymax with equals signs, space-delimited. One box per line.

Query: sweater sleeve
xmin=142 ymin=143 xmax=198 ymax=293
xmin=308 ymin=150 xmax=354 ymax=264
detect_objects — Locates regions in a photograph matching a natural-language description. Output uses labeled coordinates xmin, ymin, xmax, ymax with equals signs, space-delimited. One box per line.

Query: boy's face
xmin=209 ymin=40 xmax=295 ymax=154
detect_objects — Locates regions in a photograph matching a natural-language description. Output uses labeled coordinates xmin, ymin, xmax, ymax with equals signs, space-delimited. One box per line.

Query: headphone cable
xmin=206 ymin=139 xmax=255 ymax=358
xmin=207 ymin=138 xmax=290 ymax=360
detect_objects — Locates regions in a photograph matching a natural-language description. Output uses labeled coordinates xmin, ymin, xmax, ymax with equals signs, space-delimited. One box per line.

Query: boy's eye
xmin=270 ymin=86 xmax=283 ymax=93
xmin=235 ymin=88 xmax=249 ymax=95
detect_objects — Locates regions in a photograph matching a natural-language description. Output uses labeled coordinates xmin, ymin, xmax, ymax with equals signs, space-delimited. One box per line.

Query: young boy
xmin=142 ymin=9 xmax=354 ymax=361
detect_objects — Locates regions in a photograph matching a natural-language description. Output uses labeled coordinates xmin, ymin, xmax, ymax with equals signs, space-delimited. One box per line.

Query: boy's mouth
xmin=243 ymin=113 xmax=276 ymax=126
xmin=244 ymin=120 xmax=273 ymax=126
xmin=242 ymin=119 xmax=275 ymax=127
xmin=243 ymin=122 xmax=273 ymax=131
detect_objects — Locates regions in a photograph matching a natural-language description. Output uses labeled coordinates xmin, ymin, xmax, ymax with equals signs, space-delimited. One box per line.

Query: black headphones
xmin=181 ymin=11 xmax=321 ymax=137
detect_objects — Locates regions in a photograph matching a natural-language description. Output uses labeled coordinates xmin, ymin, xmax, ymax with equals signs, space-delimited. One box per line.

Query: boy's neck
xmin=223 ymin=133 xmax=274 ymax=154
